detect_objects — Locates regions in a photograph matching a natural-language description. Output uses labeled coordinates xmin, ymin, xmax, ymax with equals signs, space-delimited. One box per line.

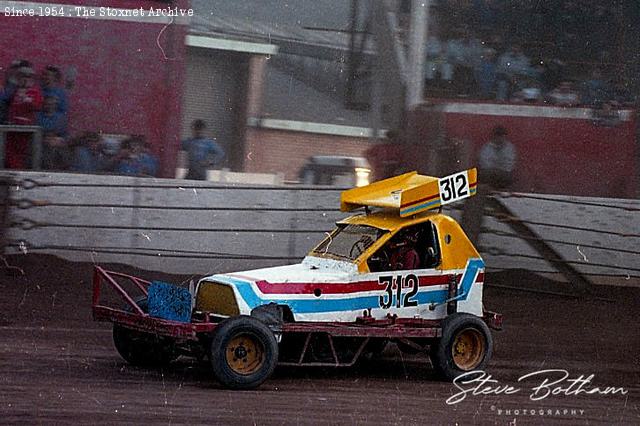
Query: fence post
xmin=0 ymin=176 xmax=11 ymax=255
xmin=489 ymin=196 xmax=592 ymax=294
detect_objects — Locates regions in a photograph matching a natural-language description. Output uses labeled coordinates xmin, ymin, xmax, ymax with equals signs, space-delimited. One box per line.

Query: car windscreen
xmin=313 ymin=224 xmax=385 ymax=261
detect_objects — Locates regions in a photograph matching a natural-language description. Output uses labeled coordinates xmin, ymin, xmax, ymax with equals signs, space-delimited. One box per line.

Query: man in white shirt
xmin=425 ymin=36 xmax=453 ymax=82
xmin=478 ymin=125 xmax=516 ymax=189
xmin=462 ymin=125 xmax=517 ymax=244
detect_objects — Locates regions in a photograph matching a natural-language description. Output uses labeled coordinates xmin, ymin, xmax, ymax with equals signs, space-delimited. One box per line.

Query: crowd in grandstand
xmin=70 ymin=132 xmax=159 ymax=176
xmin=423 ymin=0 xmax=636 ymax=106
xmin=0 ymin=59 xmax=162 ymax=176
xmin=1 ymin=1 xmax=636 ymax=175
xmin=0 ymin=60 xmax=229 ymax=178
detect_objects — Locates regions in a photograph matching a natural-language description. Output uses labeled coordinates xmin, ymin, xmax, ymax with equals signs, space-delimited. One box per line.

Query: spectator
xmin=547 ymin=81 xmax=581 ymax=107
xmin=37 ymin=97 xmax=67 ymax=136
xmin=7 ymin=64 xmax=43 ymax=125
xmin=424 ymin=34 xmax=453 ymax=85
xmin=478 ymin=125 xmax=516 ymax=190
xmin=476 ymin=48 xmax=497 ymax=99
xmin=591 ymin=100 xmax=622 ymax=127
xmin=446 ymin=28 xmax=482 ymax=95
xmin=511 ymin=72 xmax=543 ymax=104
xmin=581 ymin=69 xmax=611 ymax=106
xmin=115 ymin=136 xmax=159 ymax=177
xmin=511 ymin=84 xmax=543 ymax=104
xmin=486 ymin=33 xmax=505 ymax=57
xmin=496 ymin=45 xmax=533 ymax=100
xmin=5 ymin=64 xmax=43 ymax=169
xmin=72 ymin=132 xmax=111 ymax=173
xmin=539 ymin=58 xmax=566 ymax=93
xmin=445 ymin=30 xmax=467 ymax=76
xmin=37 ymin=96 xmax=68 ymax=170
xmin=1 ymin=60 xmax=26 ymax=124
xmin=41 ymin=66 xmax=68 ymax=115
xmin=363 ymin=129 xmax=404 ymax=182
xmin=181 ymin=119 xmax=225 ymax=180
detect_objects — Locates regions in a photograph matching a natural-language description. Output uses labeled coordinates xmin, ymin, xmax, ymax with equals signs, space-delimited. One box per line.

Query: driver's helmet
xmin=392 ymin=228 xmax=420 ymax=247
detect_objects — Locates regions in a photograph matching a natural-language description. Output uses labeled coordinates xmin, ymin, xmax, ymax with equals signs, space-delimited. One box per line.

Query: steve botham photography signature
xmin=446 ymin=369 xmax=629 ymax=405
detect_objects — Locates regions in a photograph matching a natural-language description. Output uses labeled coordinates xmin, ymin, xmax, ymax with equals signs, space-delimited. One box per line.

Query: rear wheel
xmin=113 ymin=325 xmax=178 ymax=367
xmin=431 ymin=313 xmax=493 ymax=381
xmin=210 ymin=316 xmax=278 ymax=390
xmin=112 ymin=297 xmax=178 ymax=367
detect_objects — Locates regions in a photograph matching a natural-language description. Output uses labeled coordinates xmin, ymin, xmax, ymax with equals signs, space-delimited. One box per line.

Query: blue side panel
xmin=216 ymin=258 xmax=484 ymax=315
xmin=224 ymin=278 xmax=450 ymax=314
xmin=457 ymin=258 xmax=484 ymax=299
xmin=147 ymin=281 xmax=192 ymax=323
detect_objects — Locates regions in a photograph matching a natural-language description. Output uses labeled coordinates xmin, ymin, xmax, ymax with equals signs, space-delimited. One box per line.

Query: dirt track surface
xmin=1 ymin=254 xmax=638 ymax=425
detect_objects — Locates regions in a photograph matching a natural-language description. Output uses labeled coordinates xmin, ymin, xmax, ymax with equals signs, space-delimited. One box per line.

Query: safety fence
xmin=1 ymin=171 xmax=638 ymax=287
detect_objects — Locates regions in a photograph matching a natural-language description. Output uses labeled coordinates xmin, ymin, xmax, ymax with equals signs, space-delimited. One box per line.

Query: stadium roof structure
xmin=189 ymin=0 xmax=378 ymax=131
xmin=260 ymin=66 xmax=370 ymax=128
xmin=190 ymin=7 xmax=374 ymax=60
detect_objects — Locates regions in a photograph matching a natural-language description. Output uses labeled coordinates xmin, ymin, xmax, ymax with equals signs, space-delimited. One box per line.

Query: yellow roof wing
xmin=340 ymin=169 xmax=477 ymax=217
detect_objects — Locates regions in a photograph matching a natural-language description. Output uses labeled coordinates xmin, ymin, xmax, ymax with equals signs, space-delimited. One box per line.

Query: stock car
xmin=92 ymin=168 xmax=502 ymax=389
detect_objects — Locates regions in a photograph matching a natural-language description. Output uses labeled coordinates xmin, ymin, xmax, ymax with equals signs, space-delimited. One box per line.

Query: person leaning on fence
xmin=461 ymin=125 xmax=517 ymax=246
xmin=478 ymin=125 xmax=517 ymax=190
xmin=181 ymin=119 xmax=225 ymax=180
xmin=115 ymin=136 xmax=159 ymax=177
xmin=41 ymin=66 xmax=68 ymax=115
xmin=37 ymin=96 xmax=68 ymax=170
xmin=5 ymin=64 xmax=43 ymax=169
xmin=1 ymin=60 xmax=26 ymax=124
xmin=71 ymin=132 xmax=112 ymax=173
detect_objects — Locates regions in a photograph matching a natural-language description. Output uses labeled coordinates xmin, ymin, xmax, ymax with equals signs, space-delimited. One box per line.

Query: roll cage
xmin=310 ymin=217 xmax=442 ymax=274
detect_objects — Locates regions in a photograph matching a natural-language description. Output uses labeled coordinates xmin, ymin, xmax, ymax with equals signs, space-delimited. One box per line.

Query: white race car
xmin=93 ymin=169 xmax=502 ymax=389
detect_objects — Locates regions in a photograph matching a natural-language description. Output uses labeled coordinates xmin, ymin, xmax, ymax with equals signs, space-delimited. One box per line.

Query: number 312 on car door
xmin=378 ymin=275 xmax=419 ymax=309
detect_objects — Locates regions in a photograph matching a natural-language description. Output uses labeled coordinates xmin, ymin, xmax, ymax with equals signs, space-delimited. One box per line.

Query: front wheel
xmin=431 ymin=313 xmax=493 ymax=381
xmin=210 ymin=315 xmax=278 ymax=390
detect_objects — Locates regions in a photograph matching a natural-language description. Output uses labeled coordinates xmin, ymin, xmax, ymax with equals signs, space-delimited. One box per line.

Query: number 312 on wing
xmin=438 ymin=170 xmax=470 ymax=205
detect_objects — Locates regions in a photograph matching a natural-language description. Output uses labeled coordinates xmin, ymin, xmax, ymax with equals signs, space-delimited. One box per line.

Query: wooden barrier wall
xmin=2 ymin=171 xmax=639 ymax=285
xmin=3 ymin=172 xmax=344 ymax=275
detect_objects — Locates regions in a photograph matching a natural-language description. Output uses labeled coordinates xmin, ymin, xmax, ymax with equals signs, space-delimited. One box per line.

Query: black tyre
xmin=113 ymin=325 xmax=178 ymax=367
xmin=112 ymin=297 xmax=178 ymax=367
xmin=210 ymin=315 xmax=278 ymax=390
xmin=431 ymin=313 xmax=493 ymax=381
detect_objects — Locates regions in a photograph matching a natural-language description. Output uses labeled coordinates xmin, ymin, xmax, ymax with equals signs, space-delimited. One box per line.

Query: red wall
xmin=0 ymin=1 xmax=188 ymax=177
xmin=412 ymin=103 xmax=638 ymax=198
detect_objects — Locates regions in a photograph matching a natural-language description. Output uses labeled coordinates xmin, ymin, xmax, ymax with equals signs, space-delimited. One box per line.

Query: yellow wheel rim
xmin=225 ymin=333 xmax=265 ymax=375
xmin=452 ymin=328 xmax=485 ymax=370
